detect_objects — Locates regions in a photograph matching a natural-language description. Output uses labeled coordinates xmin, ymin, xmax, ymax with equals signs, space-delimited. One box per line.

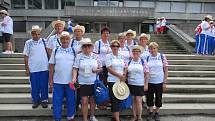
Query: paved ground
xmin=1 ymin=115 xmax=215 ymax=121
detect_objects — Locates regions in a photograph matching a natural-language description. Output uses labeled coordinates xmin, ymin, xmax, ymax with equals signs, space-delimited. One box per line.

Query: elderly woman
xmin=146 ymin=42 xmax=168 ymax=121
xmin=47 ymin=20 xmax=65 ymax=57
xmin=72 ymin=38 xmax=101 ymax=121
xmin=105 ymin=40 xmax=127 ymax=121
xmin=118 ymin=32 xmax=131 ymax=63
xmin=138 ymin=33 xmax=150 ymax=60
xmin=93 ymin=27 xmax=112 ymax=84
xmin=71 ymin=25 xmax=85 ymax=53
xmin=126 ymin=45 xmax=149 ymax=121
xmin=49 ymin=31 xmax=76 ymax=121
xmin=125 ymin=29 xmax=137 ymax=50
xmin=23 ymin=25 xmax=49 ymax=109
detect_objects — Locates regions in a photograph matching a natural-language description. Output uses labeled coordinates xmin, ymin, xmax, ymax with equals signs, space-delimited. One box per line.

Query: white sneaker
xmin=90 ymin=116 xmax=98 ymax=121
xmin=2 ymin=50 xmax=10 ymax=54
xmin=9 ymin=51 xmax=14 ymax=54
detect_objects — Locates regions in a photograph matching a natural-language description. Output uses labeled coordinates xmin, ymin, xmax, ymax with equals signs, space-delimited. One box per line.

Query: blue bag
xmin=94 ymin=76 xmax=110 ymax=105
xmin=119 ymin=95 xmax=132 ymax=111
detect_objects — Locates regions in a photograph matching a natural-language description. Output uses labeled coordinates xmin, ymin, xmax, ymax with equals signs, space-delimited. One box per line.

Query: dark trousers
xmin=146 ymin=83 xmax=163 ymax=107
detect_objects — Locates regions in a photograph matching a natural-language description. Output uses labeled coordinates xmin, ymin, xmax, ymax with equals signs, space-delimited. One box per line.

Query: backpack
xmin=94 ymin=75 xmax=110 ymax=105
xmin=119 ymin=94 xmax=132 ymax=111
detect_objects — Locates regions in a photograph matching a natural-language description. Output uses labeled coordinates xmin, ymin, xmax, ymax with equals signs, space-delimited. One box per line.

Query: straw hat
xmin=125 ymin=29 xmax=136 ymax=38
xmin=72 ymin=25 xmax=85 ymax=34
xmin=112 ymin=80 xmax=130 ymax=100
xmin=110 ymin=40 xmax=120 ymax=47
xmin=118 ymin=32 xmax=125 ymax=37
xmin=0 ymin=10 xmax=9 ymax=15
xmin=139 ymin=33 xmax=150 ymax=41
xmin=60 ymin=31 xmax=71 ymax=39
xmin=31 ymin=25 xmax=42 ymax=32
xmin=80 ymin=38 xmax=93 ymax=45
xmin=210 ymin=21 xmax=214 ymax=24
xmin=205 ymin=15 xmax=213 ymax=21
xmin=132 ymin=45 xmax=143 ymax=53
xmin=52 ymin=20 xmax=65 ymax=28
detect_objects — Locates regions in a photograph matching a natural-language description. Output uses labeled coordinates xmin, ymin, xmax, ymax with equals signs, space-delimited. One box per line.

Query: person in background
xmin=146 ymin=42 xmax=168 ymax=121
xmin=160 ymin=17 xmax=166 ymax=34
xmin=71 ymin=25 xmax=85 ymax=53
xmin=126 ymin=45 xmax=149 ymax=121
xmin=200 ymin=15 xmax=213 ymax=55
xmin=49 ymin=31 xmax=76 ymax=121
xmin=138 ymin=33 xmax=150 ymax=60
xmin=68 ymin=18 xmax=73 ymax=33
xmin=0 ymin=10 xmax=13 ymax=54
xmin=207 ymin=21 xmax=214 ymax=55
xmin=23 ymin=25 xmax=49 ymax=109
xmin=125 ymin=29 xmax=137 ymax=50
xmin=106 ymin=40 xmax=127 ymax=121
xmin=72 ymin=38 xmax=101 ymax=121
xmin=118 ymin=32 xmax=131 ymax=63
xmin=155 ymin=18 xmax=161 ymax=34
xmin=93 ymin=27 xmax=112 ymax=84
xmin=47 ymin=20 xmax=65 ymax=57
xmin=194 ymin=22 xmax=202 ymax=54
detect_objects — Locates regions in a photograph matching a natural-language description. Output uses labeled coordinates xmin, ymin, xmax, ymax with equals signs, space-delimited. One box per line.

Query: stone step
xmin=0 ymin=58 xmax=24 ymax=64
xmin=0 ymin=76 xmax=29 ymax=84
xmin=168 ymin=60 xmax=215 ymax=65
xmin=1 ymin=84 xmax=215 ymax=93
xmin=0 ymin=103 xmax=214 ymax=116
xmin=0 ymin=70 xmax=26 ymax=76
xmin=0 ymin=64 xmax=25 ymax=70
xmin=168 ymin=71 xmax=215 ymax=77
xmin=161 ymin=52 xmax=187 ymax=54
xmin=166 ymin=54 xmax=215 ymax=60
xmin=0 ymin=53 xmax=23 ymax=58
xmin=168 ymin=65 xmax=215 ymax=71
xmin=1 ymin=93 xmax=214 ymax=104
xmin=167 ymin=77 xmax=215 ymax=85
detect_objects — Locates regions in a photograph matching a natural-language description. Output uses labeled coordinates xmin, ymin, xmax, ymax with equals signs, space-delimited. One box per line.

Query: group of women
xmin=23 ymin=19 xmax=168 ymax=121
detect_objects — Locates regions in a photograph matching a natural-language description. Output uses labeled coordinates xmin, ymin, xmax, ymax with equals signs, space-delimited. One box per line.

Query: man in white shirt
xmin=23 ymin=25 xmax=49 ymax=109
xmin=0 ymin=10 xmax=13 ymax=54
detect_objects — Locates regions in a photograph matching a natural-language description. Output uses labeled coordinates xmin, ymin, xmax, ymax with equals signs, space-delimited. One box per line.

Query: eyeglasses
xmin=132 ymin=50 xmax=141 ymax=53
xmin=82 ymin=44 xmax=92 ymax=48
xmin=111 ymin=45 xmax=119 ymax=48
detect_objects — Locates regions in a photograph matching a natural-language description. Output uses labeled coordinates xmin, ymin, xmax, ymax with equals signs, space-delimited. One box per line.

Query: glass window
xmin=28 ymin=0 xmax=42 ymax=9
xmin=11 ymin=0 xmax=25 ymax=9
xmin=110 ymin=0 xmax=119 ymax=7
xmin=62 ymin=0 xmax=75 ymax=9
xmin=98 ymin=0 xmax=108 ymax=6
xmin=45 ymin=0 xmax=58 ymax=9
xmin=124 ymin=0 xmax=140 ymax=7
xmin=13 ymin=21 xmax=26 ymax=32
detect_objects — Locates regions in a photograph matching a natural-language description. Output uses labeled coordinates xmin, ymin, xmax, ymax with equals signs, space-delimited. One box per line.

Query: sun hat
xmin=110 ymin=40 xmax=120 ymax=47
xmin=112 ymin=80 xmax=130 ymax=100
xmin=0 ymin=10 xmax=9 ymax=15
xmin=31 ymin=25 xmax=42 ymax=32
xmin=72 ymin=25 xmax=85 ymax=34
xmin=118 ymin=32 xmax=125 ymax=37
xmin=125 ymin=29 xmax=136 ymax=38
xmin=80 ymin=38 xmax=93 ymax=46
xmin=60 ymin=31 xmax=71 ymax=39
xmin=138 ymin=33 xmax=150 ymax=41
xmin=52 ymin=20 xmax=65 ymax=28
xmin=205 ymin=15 xmax=213 ymax=21
xmin=132 ymin=45 xmax=143 ymax=53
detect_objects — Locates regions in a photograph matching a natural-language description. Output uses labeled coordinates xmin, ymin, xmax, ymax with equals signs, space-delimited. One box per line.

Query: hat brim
xmin=112 ymin=81 xmax=130 ymax=100
xmin=0 ymin=11 xmax=9 ymax=15
xmin=139 ymin=35 xmax=150 ymax=41
xmin=126 ymin=31 xmax=136 ymax=38
xmin=52 ymin=21 xmax=65 ymax=28
xmin=72 ymin=26 xmax=85 ymax=35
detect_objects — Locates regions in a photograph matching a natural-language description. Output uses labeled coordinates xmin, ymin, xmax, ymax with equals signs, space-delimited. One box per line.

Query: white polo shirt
xmin=201 ymin=21 xmax=211 ymax=35
xmin=23 ymin=38 xmax=49 ymax=73
xmin=73 ymin=52 xmax=101 ymax=85
xmin=1 ymin=16 xmax=13 ymax=34
xmin=127 ymin=59 xmax=149 ymax=86
xmin=71 ymin=38 xmax=82 ymax=53
xmin=119 ymin=46 xmax=131 ymax=63
xmin=49 ymin=47 xmax=76 ymax=84
xmin=47 ymin=34 xmax=61 ymax=50
xmin=105 ymin=53 xmax=126 ymax=83
xmin=141 ymin=46 xmax=150 ymax=60
xmin=147 ymin=53 xmax=168 ymax=84
xmin=93 ymin=39 xmax=112 ymax=66
xmin=125 ymin=40 xmax=136 ymax=51
xmin=156 ymin=20 xmax=161 ymax=28
xmin=161 ymin=19 xmax=166 ymax=27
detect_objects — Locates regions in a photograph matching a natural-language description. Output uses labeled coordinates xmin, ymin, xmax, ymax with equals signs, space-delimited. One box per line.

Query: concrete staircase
xmin=0 ymin=36 xmax=215 ymax=117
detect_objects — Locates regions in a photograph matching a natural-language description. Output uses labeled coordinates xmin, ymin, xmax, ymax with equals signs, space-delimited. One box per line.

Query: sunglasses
xmin=111 ymin=45 xmax=119 ymax=48
xmin=82 ymin=44 xmax=92 ymax=48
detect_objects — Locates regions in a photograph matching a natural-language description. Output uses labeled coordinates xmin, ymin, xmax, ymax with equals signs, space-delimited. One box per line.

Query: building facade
xmin=1 ymin=0 xmax=215 ymax=35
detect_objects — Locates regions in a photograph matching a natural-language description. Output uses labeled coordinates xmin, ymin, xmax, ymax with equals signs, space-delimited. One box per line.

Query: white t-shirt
xmin=147 ymin=53 xmax=168 ymax=84
xmin=141 ymin=46 xmax=150 ymax=60
xmin=211 ymin=27 xmax=215 ymax=37
xmin=125 ymin=40 xmax=137 ymax=51
xmin=105 ymin=53 xmax=126 ymax=83
xmin=71 ymin=38 xmax=82 ymax=54
xmin=119 ymin=46 xmax=131 ymax=63
xmin=1 ymin=16 xmax=13 ymax=34
xmin=23 ymin=38 xmax=49 ymax=72
xmin=47 ymin=34 xmax=61 ymax=50
xmin=156 ymin=20 xmax=161 ymax=28
xmin=93 ymin=39 xmax=112 ymax=66
xmin=73 ymin=53 xmax=101 ymax=85
xmin=127 ymin=59 xmax=149 ymax=86
xmin=201 ymin=21 xmax=211 ymax=35
xmin=161 ymin=19 xmax=166 ymax=27
xmin=49 ymin=47 xmax=76 ymax=84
